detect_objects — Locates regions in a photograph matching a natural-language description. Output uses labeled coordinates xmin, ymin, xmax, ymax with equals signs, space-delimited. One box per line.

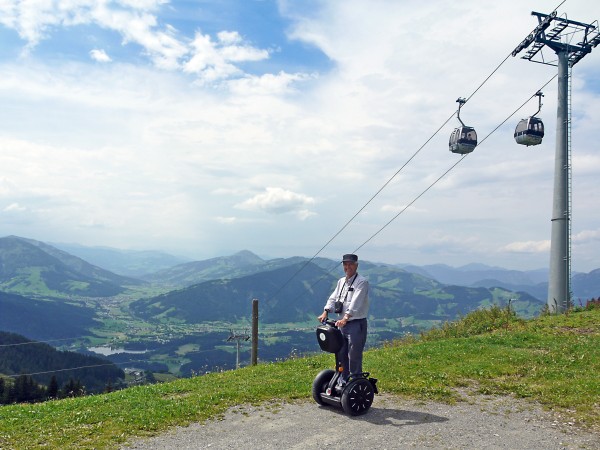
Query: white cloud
xmin=214 ymin=216 xmax=237 ymax=224
xmin=3 ymin=202 xmax=26 ymax=212
xmin=90 ymin=49 xmax=112 ymax=62
xmin=236 ymin=187 xmax=316 ymax=219
xmin=183 ymin=30 xmax=270 ymax=83
xmin=1 ymin=0 xmax=599 ymax=270
xmin=0 ymin=1 xmax=271 ymax=83
xmin=227 ymin=71 xmax=313 ymax=96
xmin=573 ymin=229 xmax=600 ymax=243
xmin=183 ymin=32 xmax=239 ymax=80
xmin=501 ymin=241 xmax=551 ymax=253
xmin=216 ymin=31 xmax=268 ymax=62
xmin=216 ymin=30 xmax=241 ymax=45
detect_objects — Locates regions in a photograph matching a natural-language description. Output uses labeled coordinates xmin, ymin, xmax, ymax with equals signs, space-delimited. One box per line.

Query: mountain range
xmin=50 ymin=242 xmax=191 ymax=277
xmin=0 ymin=235 xmax=142 ymax=298
xmin=1 ymin=235 xmax=599 ymax=306
xmin=0 ymin=235 xmax=543 ymax=331
xmin=1 ymin=234 xmax=599 ymax=379
xmin=48 ymin=239 xmax=600 ymax=303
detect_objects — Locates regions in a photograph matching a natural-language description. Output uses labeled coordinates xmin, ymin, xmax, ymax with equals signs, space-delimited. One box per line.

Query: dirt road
xmin=124 ymin=392 xmax=600 ymax=449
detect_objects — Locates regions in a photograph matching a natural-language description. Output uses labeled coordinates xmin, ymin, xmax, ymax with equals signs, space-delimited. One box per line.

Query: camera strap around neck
xmin=337 ymin=273 xmax=358 ymax=303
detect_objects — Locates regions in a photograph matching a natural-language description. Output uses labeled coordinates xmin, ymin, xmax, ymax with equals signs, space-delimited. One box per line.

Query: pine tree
xmin=62 ymin=378 xmax=76 ymax=398
xmin=61 ymin=378 xmax=85 ymax=398
xmin=13 ymin=374 xmax=30 ymax=403
xmin=47 ymin=375 xmax=59 ymax=399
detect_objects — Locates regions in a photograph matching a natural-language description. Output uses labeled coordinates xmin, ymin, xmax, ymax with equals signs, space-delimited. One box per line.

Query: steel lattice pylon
xmin=512 ymin=9 xmax=599 ymax=313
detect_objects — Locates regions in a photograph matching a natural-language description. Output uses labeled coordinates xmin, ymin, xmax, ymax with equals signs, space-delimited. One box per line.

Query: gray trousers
xmin=337 ymin=318 xmax=368 ymax=381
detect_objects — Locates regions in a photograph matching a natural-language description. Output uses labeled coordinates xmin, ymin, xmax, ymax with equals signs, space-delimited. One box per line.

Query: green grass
xmin=1 ymin=306 xmax=599 ymax=449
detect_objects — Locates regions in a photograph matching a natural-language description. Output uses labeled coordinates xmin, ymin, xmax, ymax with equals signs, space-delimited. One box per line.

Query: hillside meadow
xmin=0 ymin=306 xmax=598 ymax=449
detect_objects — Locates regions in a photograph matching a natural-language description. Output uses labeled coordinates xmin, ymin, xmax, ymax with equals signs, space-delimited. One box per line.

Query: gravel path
xmin=124 ymin=393 xmax=600 ymax=449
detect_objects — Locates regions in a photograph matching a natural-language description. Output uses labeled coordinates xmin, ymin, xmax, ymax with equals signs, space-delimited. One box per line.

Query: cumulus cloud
xmin=183 ymin=30 xmax=270 ymax=83
xmin=0 ymin=1 xmax=188 ymax=64
xmin=1 ymin=1 xmax=273 ymax=84
xmin=573 ymin=229 xmax=600 ymax=243
xmin=501 ymin=240 xmax=551 ymax=253
xmin=90 ymin=49 xmax=112 ymax=62
xmin=216 ymin=31 xmax=268 ymax=62
xmin=1 ymin=0 xmax=599 ymax=271
xmin=236 ymin=187 xmax=316 ymax=219
xmin=227 ymin=71 xmax=314 ymax=96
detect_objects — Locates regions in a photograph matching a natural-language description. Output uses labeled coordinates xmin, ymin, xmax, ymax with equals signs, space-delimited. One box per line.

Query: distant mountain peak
xmin=229 ymin=250 xmax=264 ymax=263
xmin=0 ymin=235 xmax=142 ymax=297
xmin=457 ymin=263 xmax=508 ymax=272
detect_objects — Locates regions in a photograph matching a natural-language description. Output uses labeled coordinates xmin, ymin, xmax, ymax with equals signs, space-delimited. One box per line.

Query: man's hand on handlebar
xmin=335 ymin=317 xmax=349 ymax=328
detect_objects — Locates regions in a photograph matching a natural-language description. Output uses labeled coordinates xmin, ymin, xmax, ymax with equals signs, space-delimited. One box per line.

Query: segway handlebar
xmin=321 ymin=318 xmax=338 ymax=328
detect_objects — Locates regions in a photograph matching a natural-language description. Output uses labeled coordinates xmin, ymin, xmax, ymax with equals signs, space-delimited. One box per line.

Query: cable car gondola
xmin=514 ymin=91 xmax=544 ymax=146
xmin=449 ymin=98 xmax=477 ymax=154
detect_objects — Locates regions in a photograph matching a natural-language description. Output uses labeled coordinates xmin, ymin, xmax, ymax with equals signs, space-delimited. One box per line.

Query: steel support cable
xmin=0 ymin=337 xmax=80 ymax=348
xmin=265 ymin=35 xmax=542 ymax=301
xmin=353 ymin=155 xmax=466 ymax=253
xmin=290 ymin=154 xmax=467 ymax=300
xmin=301 ymin=74 xmax=559 ymax=298
xmin=0 ymin=324 xmax=235 ymax=350
xmin=465 ymin=53 xmax=512 ymax=104
xmin=353 ymin=74 xmax=558 ymax=255
xmin=0 ymin=76 xmax=556 ymax=363
xmin=0 ymin=361 xmax=132 ymax=379
xmin=268 ymin=51 xmax=514 ymax=299
xmin=265 ymin=113 xmax=458 ymax=303
xmin=0 ymin=29 xmax=563 ymax=378
xmin=1 ymin=14 xmax=551 ymax=355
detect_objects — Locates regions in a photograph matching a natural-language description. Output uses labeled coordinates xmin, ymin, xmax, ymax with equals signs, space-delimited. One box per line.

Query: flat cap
xmin=342 ymin=254 xmax=358 ymax=262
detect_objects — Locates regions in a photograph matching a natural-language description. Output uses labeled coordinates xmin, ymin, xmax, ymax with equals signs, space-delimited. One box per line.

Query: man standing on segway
xmin=317 ymin=254 xmax=370 ymax=387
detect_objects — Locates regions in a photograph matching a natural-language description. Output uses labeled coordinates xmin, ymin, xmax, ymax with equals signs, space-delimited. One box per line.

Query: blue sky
xmin=1 ymin=0 xmax=331 ymax=74
xmin=1 ymin=0 xmax=599 ymax=272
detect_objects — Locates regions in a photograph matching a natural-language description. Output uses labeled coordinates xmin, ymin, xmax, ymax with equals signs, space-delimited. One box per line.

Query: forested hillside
xmin=0 ymin=291 xmax=99 ymax=340
xmin=131 ymin=261 xmax=543 ymax=325
xmin=0 ymin=331 xmax=125 ymax=402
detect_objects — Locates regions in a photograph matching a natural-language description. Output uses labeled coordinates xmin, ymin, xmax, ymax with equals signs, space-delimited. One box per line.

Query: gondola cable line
xmin=0 ymin=77 xmax=557 ymax=366
xmin=262 ymin=8 xmax=562 ymax=303
xmin=1 ymin=5 xmax=569 ymax=377
xmin=0 ymin=76 xmax=559 ymax=381
xmin=301 ymin=74 xmax=559 ymax=300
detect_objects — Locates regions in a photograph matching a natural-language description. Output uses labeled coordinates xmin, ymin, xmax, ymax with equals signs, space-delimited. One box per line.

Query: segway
xmin=312 ymin=319 xmax=378 ymax=416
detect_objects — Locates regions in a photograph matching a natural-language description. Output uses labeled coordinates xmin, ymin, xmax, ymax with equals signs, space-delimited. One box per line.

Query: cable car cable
xmin=265 ymin=111 xmax=459 ymax=303
xmin=353 ymin=156 xmax=467 ymax=254
xmin=293 ymin=73 xmax=559 ymax=300
xmin=0 ymin=8 xmax=568 ymax=371
xmin=0 ymin=68 xmax=554 ymax=361
xmin=354 ymin=74 xmax=558 ymax=254
xmin=0 ymin=336 xmax=83 ymax=348
xmin=264 ymin=14 xmax=563 ymax=300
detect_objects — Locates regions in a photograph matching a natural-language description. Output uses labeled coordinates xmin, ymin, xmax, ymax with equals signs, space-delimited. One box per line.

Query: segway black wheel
xmin=312 ymin=369 xmax=335 ymax=405
xmin=341 ymin=378 xmax=374 ymax=416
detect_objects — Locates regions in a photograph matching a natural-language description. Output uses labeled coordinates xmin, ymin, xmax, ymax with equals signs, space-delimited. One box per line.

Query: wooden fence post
xmin=251 ymin=299 xmax=258 ymax=365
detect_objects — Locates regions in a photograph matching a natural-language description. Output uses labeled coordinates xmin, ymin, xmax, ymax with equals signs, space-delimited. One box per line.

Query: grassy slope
xmin=1 ymin=307 xmax=598 ymax=449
